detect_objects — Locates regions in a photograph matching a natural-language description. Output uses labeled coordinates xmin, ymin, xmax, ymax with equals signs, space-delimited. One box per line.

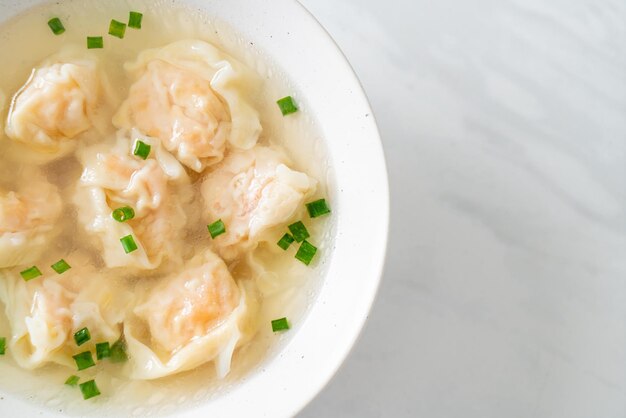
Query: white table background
xmin=298 ymin=0 xmax=626 ymax=417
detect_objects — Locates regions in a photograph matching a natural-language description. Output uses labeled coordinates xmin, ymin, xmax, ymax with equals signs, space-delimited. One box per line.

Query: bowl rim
xmin=284 ymin=1 xmax=390 ymax=415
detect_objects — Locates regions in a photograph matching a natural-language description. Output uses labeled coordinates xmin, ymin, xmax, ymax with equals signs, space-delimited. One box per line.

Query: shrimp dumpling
xmin=201 ymin=146 xmax=316 ymax=260
xmin=126 ymin=250 xmax=258 ymax=379
xmin=5 ymin=50 xmax=108 ymax=160
xmin=113 ymin=40 xmax=262 ymax=172
xmin=0 ymin=262 xmax=128 ymax=369
xmin=0 ymin=172 xmax=62 ymax=268
xmin=75 ymin=131 xmax=191 ymax=270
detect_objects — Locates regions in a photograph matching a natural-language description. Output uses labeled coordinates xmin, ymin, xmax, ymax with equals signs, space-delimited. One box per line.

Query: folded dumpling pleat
xmin=0 ymin=171 xmax=62 ymax=268
xmin=113 ymin=40 xmax=262 ymax=172
xmin=5 ymin=48 xmax=113 ymax=161
xmin=201 ymin=146 xmax=316 ymax=260
xmin=0 ymin=263 xmax=129 ymax=369
xmin=126 ymin=250 xmax=258 ymax=379
xmin=75 ymin=130 xmax=191 ymax=270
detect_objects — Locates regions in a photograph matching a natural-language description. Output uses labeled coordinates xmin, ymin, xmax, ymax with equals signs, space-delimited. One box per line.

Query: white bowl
xmin=0 ymin=0 xmax=389 ymax=416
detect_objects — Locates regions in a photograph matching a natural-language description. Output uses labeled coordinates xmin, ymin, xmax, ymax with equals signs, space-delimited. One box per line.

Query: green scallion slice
xmin=295 ymin=240 xmax=317 ymax=266
xmin=128 ymin=11 xmax=143 ymax=29
xmin=73 ymin=327 xmax=91 ymax=346
xmin=51 ymin=259 xmax=71 ymax=274
xmin=96 ymin=342 xmax=110 ymax=360
xmin=276 ymin=96 xmax=298 ymax=116
xmin=110 ymin=338 xmax=128 ymax=363
xmin=112 ymin=206 xmax=135 ymax=222
xmin=306 ymin=198 xmax=331 ymax=218
xmin=271 ymin=317 xmax=290 ymax=332
xmin=79 ymin=379 xmax=101 ymax=400
xmin=0 ymin=337 xmax=5 ymax=355
xmin=288 ymin=221 xmax=309 ymax=243
xmin=47 ymin=17 xmax=65 ymax=35
xmin=207 ymin=219 xmax=226 ymax=239
xmin=20 ymin=266 xmax=42 ymax=281
xmin=120 ymin=235 xmax=138 ymax=254
xmin=72 ymin=351 xmax=95 ymax=371
xmin=133 ymin=140 xmax=151 ymax=160
xmin=108 ymin=19 xmax=126 ymax=39
xmin=65 ymin=375 xmax=80 ymax=386
xmin=277 ymin=233 xmax=295 ymax=250
xmin=87 ymin=36 xmax=103 ymax=49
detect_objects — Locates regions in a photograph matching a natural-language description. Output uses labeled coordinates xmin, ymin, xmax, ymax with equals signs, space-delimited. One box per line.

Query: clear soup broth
xmin=0 ymin=0 xmax=334 ymax=415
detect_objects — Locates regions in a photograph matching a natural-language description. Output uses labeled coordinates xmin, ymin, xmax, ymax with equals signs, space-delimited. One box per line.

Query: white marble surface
xmin=298 ymin=0 xmax=626 ymax=417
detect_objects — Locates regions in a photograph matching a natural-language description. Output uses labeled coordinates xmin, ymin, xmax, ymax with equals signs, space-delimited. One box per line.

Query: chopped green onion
xmin=277 ymin=233 xmax=295 ymax=250
xmin=47 ymin=17 xmax=65 ymax=35
xmin=112 ymin=206 xmax=135 ymax=222
xmin=79 ymin=379 xmax=101 ymax=400
xmin=133 ymin=140 xmax=151 ymax=160
xmin=20 ymin=266 xmax=42 ymax=281
xmin=73 ymin=327 xmax=91 ymax=346
xmin=0 ymin=337 xmax=5 ymax=355
xmin=306 ymin=198 xmax=331 ymax=218
xmin=288 ymin=221 xmax=309 ymax=243
xmin=271 ymin=317 xmax=290 ymax=332
xmin=96 ymin=342 xmax=110 ymax=360
xmin=110 ymin=338 xmax=128 ymax=363
xmin=72 ymin=351 xmax=95 ymax=371
xmin=120 ymin=235 xmax=138 ymax=254
xmin=128 ymin=11 xmax=143 ymax=29
xmin=276 ymin=96 xmax=298 ymax=116
xmin=295 ymin=240 xmax=317 ymax=266
xmin=65 ymin=375 xmax=80 ymax=386
xmin=51 ymin=259 xmax=71 ymax=274
xmin=87 ymin=36 xmax=103 ymax=49
xmin=108 ymin=19 xmax=126 ymax=39
xmin=207 ymin=219 xmax=226 ymax=239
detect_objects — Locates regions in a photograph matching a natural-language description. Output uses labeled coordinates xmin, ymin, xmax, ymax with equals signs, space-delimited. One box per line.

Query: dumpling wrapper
xmin=5 ymin=48 xmax=114 ymax=162
xmin=0 ymin=261 xmax=129 ymax=369
xmin=0 ymin=90 xmax=5 ymax=134
xmin=113 ymin=39 xmax=262 ymax=172
xmin=201 ymin=146 xmax=316 ymax=260
xmin=0 ymin=170 xmax=62 ymax=268
xmin=75 ymin=129 xmax=191 ymax=270
xmin=126 ymin=250 xmax=258 ymax=379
